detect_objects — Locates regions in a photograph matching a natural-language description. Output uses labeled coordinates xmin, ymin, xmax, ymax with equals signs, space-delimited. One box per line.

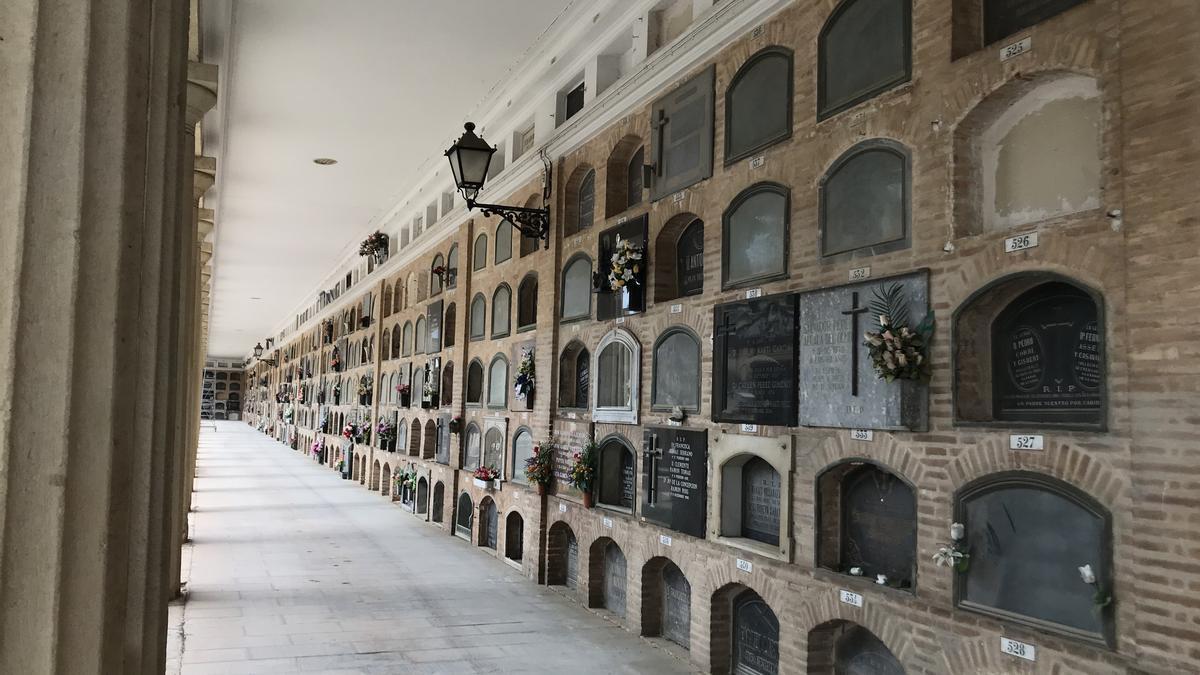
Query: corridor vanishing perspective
xmin=167 ymin=423 xmax=691 ymax=674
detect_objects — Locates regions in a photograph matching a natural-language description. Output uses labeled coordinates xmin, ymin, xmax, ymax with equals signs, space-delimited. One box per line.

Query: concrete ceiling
xmin=200 ymin=0 xmax=574 ymax=358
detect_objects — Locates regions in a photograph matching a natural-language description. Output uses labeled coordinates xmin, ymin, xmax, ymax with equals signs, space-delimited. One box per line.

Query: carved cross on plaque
xmin=642 ymin=432 xmax=661 ymax=505
xmin=842 ymin=291 xmax=871 ymax=396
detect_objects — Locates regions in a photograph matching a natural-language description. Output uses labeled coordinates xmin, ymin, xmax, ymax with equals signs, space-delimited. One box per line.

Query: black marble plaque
xmin=483 ymin=499 xmax=497 ymax=549
xmin=677 ymin=218 xmax=704 ymax=297
xmin=436 ymin=414 xmax=451 ymax=465
xmin=642 ymin=427 xmax=707 ymax=538
xmin=798 ymin=271 xmax=929 ymax=431
xmin=604 ymin=542 xmax=627 ymax=617
xmin=993 ymin=282 xmax=1103 ymax=425
xmin=842 ymin=466 xmax=915 ymax=584
xmin=713 ymin=293 xmax=798 ymax=426
xmin=427 ymin=300 xmax=443 ymax=353
xmin=834 ymin=626 xmax=904 ymax=675
xmin=734 ymin=595 xmax=779 ymax=675
xmin=741 ymin=458 xmax=780 ymax=546
xmin=662 ymin=563 xmax=691 ymax=649
xmin=565 ymin=532 xmax=579 ymax=589
xmin=597 ymin=216 xmax=648 ymax=320
xmin=985 ymin=0 xmax=1086 ymax=44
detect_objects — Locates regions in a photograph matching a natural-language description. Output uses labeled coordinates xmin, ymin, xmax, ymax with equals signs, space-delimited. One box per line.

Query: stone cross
xmin=841 ymin=291 xmax=871 ymax=396
xmin=642 ymin=432 xmax=661 ymax=505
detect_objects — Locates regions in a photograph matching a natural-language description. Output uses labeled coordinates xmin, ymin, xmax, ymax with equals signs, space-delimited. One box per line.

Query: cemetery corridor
xmin=166 ymin=422 xmax=694 ymax=674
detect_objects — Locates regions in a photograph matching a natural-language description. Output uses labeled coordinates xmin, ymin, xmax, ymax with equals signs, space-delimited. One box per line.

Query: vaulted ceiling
xmin=200 ymin=0 xmax=574 ymax=357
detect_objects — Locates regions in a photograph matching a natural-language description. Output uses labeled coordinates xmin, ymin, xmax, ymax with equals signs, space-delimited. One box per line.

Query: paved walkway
xmin=167 ymin=422 xmax=694 ymax=674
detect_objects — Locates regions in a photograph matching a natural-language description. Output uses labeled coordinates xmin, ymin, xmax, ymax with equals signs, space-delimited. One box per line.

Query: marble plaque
xmin=604 ymin=542 xmax=628 ymax=617
xmin=662 ymin=563 xmax=692 ymax=649
xmin=713 ymin=293 xmax=799 ymax=425
xmin=741 ymin=458 xmax=781 ymax=546
xmin=734 ymin=596 xmax=779 ymax=675
xmin=798 ymin=271 xmax=928 ymax=431
xmin=552 ymin=424 xmax=591 ymax=500
xmin=641 ymin=427 xmax=707 ymax=538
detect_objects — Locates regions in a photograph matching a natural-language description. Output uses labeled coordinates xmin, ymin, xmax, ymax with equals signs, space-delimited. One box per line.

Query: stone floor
xmin=166 ymin=421 xmax=695 ymax=674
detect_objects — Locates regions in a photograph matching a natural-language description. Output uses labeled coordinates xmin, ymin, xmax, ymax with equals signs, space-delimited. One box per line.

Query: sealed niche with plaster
xmin=709 ymin=432 xmax=794 ymax=562
xmin=955 ymin=74 xmax=1102 ymax=235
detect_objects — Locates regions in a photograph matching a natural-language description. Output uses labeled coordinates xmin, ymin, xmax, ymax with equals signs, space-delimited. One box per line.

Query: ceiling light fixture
xmin=313 ymin=157 xmax=337 ymax=166
xmin=445 ymin=122 xmax=552 ymax=249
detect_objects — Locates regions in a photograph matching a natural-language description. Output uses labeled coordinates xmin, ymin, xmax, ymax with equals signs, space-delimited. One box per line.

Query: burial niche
xmin=655 ymin=214 xmax=705 ymax=302
xmin=724 ymin=183 xmax=788 ymax=289
xmin=957 ymin=471 xmax=1113 ymax=644
xmin=430 ymin=254 xmax=444 ymax=296
xmin=808 ymin=620 xmax=904 ymax=675
xmin=483 ymin=426 xmax=504 ymax=474
xmin=953 ymin=0 xmax=1089 ymax=57
xmin=517 ymin=274 xmax=537 ymax=330
xmin=597 ymin=216 xmax=648 ymax=320
xmin=818 ymin=0 xmax=911 ymax=119
xmin=416 ymin=477 xmax=429 ymax=515
xmin=432 ymin=482 xmax=444 ymax=523
xmin=466 ymin=359 xmax=484 ymax=405
xmin=487 ymin=355 xmax=508 ymax=409
xmin=816 ymin=461 xmax=916 ymax=589
xmin=463 ymin=423 xmax=481 ymax=471
xmin=494 ymin=220 xmax=513 ymax=264
xmin=594 ymin=329 xmax=640 ymax=424
xmin=651 ymin=327 xmax=701 ymax=412
xmin=642 ymin=558 xmax=692 ymax=650
xmin=597 ymin=436 xmax=636 ymax=510
xmin=472 ymin=233 xmax=487 ymax=270
xmin=469 ymin=294 xmax=486 ymax=340
xmin=557 ymin=341 xmax=590 ymax=410
xmin=954 ymin=73 xmax=1100 ymax=235
xmin=721 ymin=456 xmax=782 ymax=547
xmin=712 ymin=293 xmax=798 ymax=426
xmin=591 ymin=539 xmax=628 ymax=618
xmin=547 ymin=521 xmax=579 ymax=588
xmin=954 ymin=275 xmax=1104 ymax=427
xmin=491 ymin=284 xmax=511 ymax=338
xmin=446 ymin=244 xmax=459 ymax=288
xmin=731 ymin=589 xmax=779 ymax=675
xmin=455 ymin=492 xmax=474 ymax=539
xmin=820 ymin=140 xmax=910 ymax=258
xmin=479 ymin=497 xmax=498 ymax=549
xmin=505 ymin=511 xmax=524 ymax=561
xmin=605 ymin=135 xmax=645 ymax=217
xmin=511 ymin=428 xmax=534 ymax=485
xmin=560 ymin=254 xmax=592 ymax=322
xmin=726 ymin=47 xmax=793 ymax=163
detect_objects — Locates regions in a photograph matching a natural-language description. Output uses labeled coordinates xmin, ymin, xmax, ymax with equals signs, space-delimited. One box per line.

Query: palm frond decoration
xmin=868 ymin=283 xmax=910 ymax=330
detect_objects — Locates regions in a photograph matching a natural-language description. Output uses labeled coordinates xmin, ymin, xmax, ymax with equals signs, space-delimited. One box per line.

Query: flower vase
xmin=536 ymin=483 xmax=546 ymax=496
xmin=582 ymin=491 xmax=593 ymax=508
xmin=523 ymin=389 xmax=535 ymax=411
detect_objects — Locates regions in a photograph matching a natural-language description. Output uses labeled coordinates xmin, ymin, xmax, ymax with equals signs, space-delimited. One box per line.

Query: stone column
xmin=0 ymin=0 xmax=192 ymax=673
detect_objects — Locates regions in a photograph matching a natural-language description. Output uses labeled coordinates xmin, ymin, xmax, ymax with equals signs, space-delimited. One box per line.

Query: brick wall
xmin=246 ymin=0 xmax=1200 ymax=672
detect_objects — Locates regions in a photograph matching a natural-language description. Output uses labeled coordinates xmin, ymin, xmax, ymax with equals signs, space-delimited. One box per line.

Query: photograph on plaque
xmin=712 ymin=293 xmax=798 ymax=426
xmin=798 ymin=270 xmax=929 ymax=431
xmin=641 ymin=427 xmax=707 ymax=538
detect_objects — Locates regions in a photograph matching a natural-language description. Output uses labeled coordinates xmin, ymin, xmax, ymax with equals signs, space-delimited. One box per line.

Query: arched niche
xmin=563 ymin=165 xmax=596 ymax=236
xmin=953 ymin=273 xmax=1105 ymax=429
xmin=711 ymin=584 xmax=779 ymax=675
xmin=596 ymin=434 xmax=636 ymax=511
xmin=422 ymin=419 xmax=436 ymax=460
xmin=547 ymin=521 xmax=579 ymax=588
xmin=593 ymin=328 xmax=640 ymax=424
xmin=455 ymin=492 xmax=473 ymax=539
xmin=653 ymin=212 xmax=704 ymax=303
xmin=710 ymin=434 xmax=794 ymax=562
xmin=955 ymin=470 xmax=1113 ymax=645
xmin=641 ymin=557 xmax=691 ymax=650
xmin=504 ymin=511 xmax=524 ymax=562
xmin=588 ymin=538 xmax=627 ymax=618
xmin=954 ymin=72 xmax=1101 ymax=236
xmin=431 ymin=481 xmax=445 ymax=523
xmin=605 ymin=134 xmax=645 ymax=218
xmin=557 ymin=340 xmax=590 ymax=411
xmin=815 ymin=460 xmax=916 ymax=589
xmin=478 ymin=496 xmax=498 ymax=549
xmin=807 ymin=620 xmax=903 ymax=675
xmin=416 ymin=476 xmax=428 ymax=514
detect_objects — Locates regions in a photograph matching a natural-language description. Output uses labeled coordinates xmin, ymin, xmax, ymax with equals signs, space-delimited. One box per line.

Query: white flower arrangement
xmin=1078 ymin=563 xmax=1112 ymax=610
xmin=932 ymin=521 xmax=970 ymax=572
xmin=607 ymin=235 xmax=644 ymax=292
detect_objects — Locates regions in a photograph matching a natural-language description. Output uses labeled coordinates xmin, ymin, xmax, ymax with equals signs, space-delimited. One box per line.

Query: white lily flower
xmin=875 ymin=574 xmax=887 ymax=585
xmin=849 ymin=567 xmax=862 ymax=576
xmin=950 ymin=522 xmax=965 ymax=540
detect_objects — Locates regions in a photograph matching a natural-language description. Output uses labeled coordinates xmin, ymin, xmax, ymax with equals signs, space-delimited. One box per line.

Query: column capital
xmin=186 ymin=61 xmax=219 ymax=129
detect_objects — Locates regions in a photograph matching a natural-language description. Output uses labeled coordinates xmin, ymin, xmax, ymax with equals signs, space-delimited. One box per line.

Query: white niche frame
xmin=591 ymin=328 xmax=640 ymax=425
xmin=709 ymin=432 xmax=794 ymax=563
